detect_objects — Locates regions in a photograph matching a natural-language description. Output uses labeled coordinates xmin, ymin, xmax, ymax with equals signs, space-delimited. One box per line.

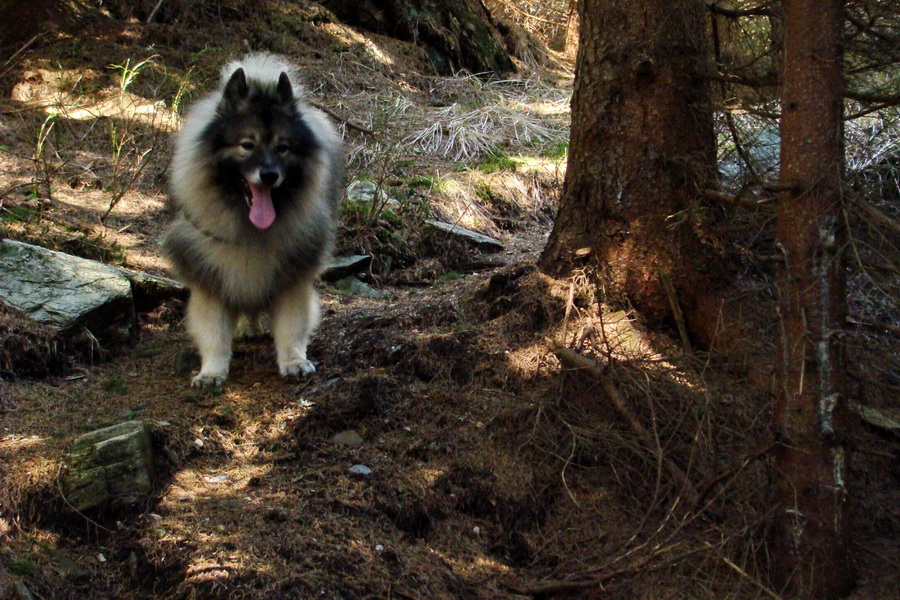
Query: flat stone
xmin=321 ymin=255 xmax=372 ymax=282
xmin=347 ymin=180 xmax=399 ymax=208
xmin=425 ymin=220 xmax=503 ymax=251
xmin=333 ymin=276 xmax=383 ymax=299
xmin=348 ymin=464 xmax=373 ymax=477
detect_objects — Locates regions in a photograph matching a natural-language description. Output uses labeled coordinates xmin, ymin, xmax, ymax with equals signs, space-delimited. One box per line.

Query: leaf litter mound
xmin=1 ymin=259 xmax=780 ymax=599
xmin=1 ymin=2 xmax=899 ymax=599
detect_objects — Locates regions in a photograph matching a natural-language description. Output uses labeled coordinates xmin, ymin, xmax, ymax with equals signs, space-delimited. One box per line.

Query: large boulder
xmin=0 ymin=240 xmax=186 ymax=377
xmin=0 ymin=239 xmax=136 ymax=342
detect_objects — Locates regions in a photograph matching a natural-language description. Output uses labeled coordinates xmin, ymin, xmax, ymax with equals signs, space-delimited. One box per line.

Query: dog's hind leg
xmin=272 ymin=277 xmax=320 ymax=378
xmin=187 ymin=288 xmax=237 ymax=387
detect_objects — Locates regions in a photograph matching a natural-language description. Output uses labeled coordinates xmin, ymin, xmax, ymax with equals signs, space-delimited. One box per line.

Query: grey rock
xmin=347 ymin=180 xmax=399 ymax=208
xmin=49 ymin=549 xmax=89 ymax=580
xmin=333 ymin=276 xmax=383 ymax=299
xmin=127 ymin=551 xmax=140 ymax=580
xmin=0 ymin=240 xmax=135 ymax=342
xmin=118 ymin=268 xmax=186 ymax=312
xmin=425 ymin=219 xmax=503 ymax=251
xmin=332 ymin=430 xmax=364 ymax=447
xmin=62 ymin=421 xmax=155 ymax=511
xmin=14 ymin=580 xmax=37 ymax=600
xmin=348 ymin=464 xmax=373 ymax=477
xmin=321 ymin=255 xmax=372 ymax=282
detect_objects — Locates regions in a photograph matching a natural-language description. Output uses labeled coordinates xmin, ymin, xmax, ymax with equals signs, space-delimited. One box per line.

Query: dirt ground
xmin=1 ymin=2 xmax=899 ymax=599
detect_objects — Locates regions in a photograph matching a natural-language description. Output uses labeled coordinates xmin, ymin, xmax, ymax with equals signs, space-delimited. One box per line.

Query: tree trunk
xmin=320 ymin=0 xmax=515 ymax=76
xmin=0 ymin=0 xmax=53 ymax=48
xmin=549 ymin=0 xmax=577 ymax=52
xmin=773 ymin=0 xmax=853 ymax=597
xmin=539 ymin=0 xmax=727 ymax=340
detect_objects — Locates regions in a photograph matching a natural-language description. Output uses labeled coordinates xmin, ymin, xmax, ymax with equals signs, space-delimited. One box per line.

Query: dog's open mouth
xmin=242 ymin=180 xmax=276 ymax=230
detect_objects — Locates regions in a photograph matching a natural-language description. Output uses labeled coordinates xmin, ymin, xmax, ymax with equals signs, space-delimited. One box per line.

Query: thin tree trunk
xmin=773 ymin=0 xmax=853 ymax=596
xmin=550 ymin=0 xmax=576 ymax=51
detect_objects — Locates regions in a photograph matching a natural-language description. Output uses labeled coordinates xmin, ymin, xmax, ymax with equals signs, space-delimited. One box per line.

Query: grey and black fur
xmin=163 ymin=53 xmax=343 ymax=387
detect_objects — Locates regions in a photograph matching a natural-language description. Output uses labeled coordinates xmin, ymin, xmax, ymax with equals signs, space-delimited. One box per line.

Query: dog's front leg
xmin=187 ymin=288 xmax=237 ymax=387
xmin=272 ymin=277 xmax=320 ymax=378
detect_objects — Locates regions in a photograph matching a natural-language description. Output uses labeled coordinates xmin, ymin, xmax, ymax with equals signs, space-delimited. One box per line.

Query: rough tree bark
xmin=0 ymin=0 xmax=53 ymax=48
xmin=320 ymin=0 xmax=515 ymax=75
xmin=773 ymin=0 xmax=853 ymax=597
xmin=539 ymin=0 xmax=728 ymax=341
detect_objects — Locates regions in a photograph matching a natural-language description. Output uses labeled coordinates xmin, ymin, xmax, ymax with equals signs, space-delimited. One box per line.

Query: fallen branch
xmin=850 ymin=314 xmax=900 ymax=336
xmin=551 ymin=344 xmax=700 ymax=508
xmin=0 ymin=33 xmax=43 ymax=81
xmin=716 ymin=547 xmax=784 ymax=600
xmin=309 ymin=101 xmax=375 ymax=135
xmin=706 ymin=2 xmax=775 ymax=18
xmin=507 ymin=540 xmax=707 ymax=596
xmin=694 ymin=443 xmax=775 ymax=507
xmin=704 ymin=189 xmax=776 ymax=210
xmin=853 ymin=196 xmax=900 ymax=237
xmin=658 ymin=268 xmax=692 ymax=356
xmin=762 ymin=180 xmax=803 ymax=194
xmin=146 ymin=0 xmax=165 ymax=23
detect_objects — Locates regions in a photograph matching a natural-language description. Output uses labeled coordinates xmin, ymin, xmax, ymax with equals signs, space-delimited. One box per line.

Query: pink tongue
xmin=248 ymin=184 xmax=276 ymax=230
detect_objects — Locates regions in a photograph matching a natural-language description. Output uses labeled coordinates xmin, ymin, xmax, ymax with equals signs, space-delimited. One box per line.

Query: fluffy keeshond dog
xmin=163 ymin=53 xmax=343 ymax=387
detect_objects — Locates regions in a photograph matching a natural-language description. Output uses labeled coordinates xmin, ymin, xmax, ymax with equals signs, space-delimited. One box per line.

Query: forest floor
xmin=1 ymin=3 xmax=899 ymax=599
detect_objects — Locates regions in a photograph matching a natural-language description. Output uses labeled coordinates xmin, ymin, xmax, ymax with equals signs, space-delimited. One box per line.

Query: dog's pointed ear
xmin=276 ymin=72 xmax=293 ymax=105
xmin=222 ymin=67 xmax=249 ymax=107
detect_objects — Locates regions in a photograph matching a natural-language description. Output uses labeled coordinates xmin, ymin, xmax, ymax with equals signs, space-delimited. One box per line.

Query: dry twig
xmin=310 ymin=101 xmax=375 ymax=135
xmin=551 ymin=343 xmax=700 ymax=507
xmin=657 ymin=268 xmax=693 ymax=356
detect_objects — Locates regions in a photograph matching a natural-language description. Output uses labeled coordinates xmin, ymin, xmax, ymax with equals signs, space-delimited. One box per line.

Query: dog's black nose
xmin=259 ymin=168 xmax=280 ymax=186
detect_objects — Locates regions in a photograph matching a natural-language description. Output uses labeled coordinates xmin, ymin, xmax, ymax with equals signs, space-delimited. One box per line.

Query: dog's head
xmin=205 ymin=67 xmax=320 ymax=230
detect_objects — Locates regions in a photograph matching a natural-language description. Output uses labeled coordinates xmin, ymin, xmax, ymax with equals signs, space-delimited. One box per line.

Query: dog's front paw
xmin=191 ymin=372 xmax=227 ymax=388
xmin=280 ymin=359 xmax=316 ymax=378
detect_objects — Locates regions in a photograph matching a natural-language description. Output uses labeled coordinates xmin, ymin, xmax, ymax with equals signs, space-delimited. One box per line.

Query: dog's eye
xmin=276 ymin=144 xmax=290 ymax=154
xmin=240 ymin=141 xmax=255 ymax=151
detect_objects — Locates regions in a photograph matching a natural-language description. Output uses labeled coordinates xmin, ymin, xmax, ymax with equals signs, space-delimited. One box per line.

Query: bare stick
xmin=714 ymin=543 xmax=785 ymax=600
xmin=704 ymin=189 xmax=775 ymax=209
xmin=762 ymin=180 xmax=803 ymax=194
xmin=146 ymin=0 xmax=165 ymax=23
xmin=562 ymin=280 xmax=576 ymax=344
xmin=0 ymin=33 xmax=43 ymax=81
xmin=854 ymin=195 xmax=900 ymax=237
xmin=694 ymin=443 xmax=774 ymax=506
xmin=552 ymin=344 xmax=700 ymax=507
xmin=657 ymin=268 xmax=693 ymax=356
xmin=507 ymin=541 xmax=708 ymax=595
xmin=309 ymin=101 xmax=375 ymax=135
